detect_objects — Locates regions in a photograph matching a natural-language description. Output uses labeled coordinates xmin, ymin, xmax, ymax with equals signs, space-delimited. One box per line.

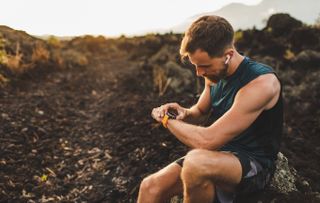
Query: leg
xmin=137 ymin=162 xmax=183 ymax=203
xmin=181 ymin=149 xmax=242 ymax=203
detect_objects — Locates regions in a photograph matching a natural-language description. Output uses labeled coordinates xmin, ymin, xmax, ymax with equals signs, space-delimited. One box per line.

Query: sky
xmin=1 ymin=0 xmax=262 ymax=37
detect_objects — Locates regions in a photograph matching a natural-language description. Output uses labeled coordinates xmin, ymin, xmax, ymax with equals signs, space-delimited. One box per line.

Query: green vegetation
xmin=0 ymin=35 xmax=7 ymax=64
xmin=284 ymin=49 xmax=295 ymax=60
xmin=47 ymin=35 xmax=61 ymax=48
xmin=234 ymin=31 xmax=243 ymax=42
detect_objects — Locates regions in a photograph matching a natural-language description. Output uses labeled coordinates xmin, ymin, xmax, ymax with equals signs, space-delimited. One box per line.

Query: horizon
xmin=0 ymin=0 xmax=263 ymax=37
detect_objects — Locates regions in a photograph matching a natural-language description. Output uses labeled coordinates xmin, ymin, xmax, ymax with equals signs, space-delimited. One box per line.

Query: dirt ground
xmin=0 ymin=52 xmax=319 ymax=203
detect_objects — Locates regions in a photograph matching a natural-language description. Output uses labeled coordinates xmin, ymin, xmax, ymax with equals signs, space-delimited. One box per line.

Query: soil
xmin=0 ymin=53 xmax=319 ymax=203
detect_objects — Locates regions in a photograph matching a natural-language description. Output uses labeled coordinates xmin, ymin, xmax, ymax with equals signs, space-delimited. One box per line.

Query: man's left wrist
xmin=162 ymin=112 xmax=176 ymax=128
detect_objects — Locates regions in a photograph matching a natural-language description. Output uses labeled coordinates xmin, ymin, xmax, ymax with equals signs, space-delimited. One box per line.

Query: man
xmin=137 ymin=15 xmax=283 ymax=203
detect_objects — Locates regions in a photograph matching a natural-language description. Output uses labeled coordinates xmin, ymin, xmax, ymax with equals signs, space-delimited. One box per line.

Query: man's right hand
xmin=151 ymin=103 xmax=189 ymax=122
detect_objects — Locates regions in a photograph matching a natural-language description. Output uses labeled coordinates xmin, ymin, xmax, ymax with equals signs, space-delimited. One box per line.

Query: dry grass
xmin=61 ymin=50 xmax=88 ymax=67
xmin=153 ymin=65 xmax=171 ymax=96
xmin=284 ymin=49 xmax=295 ymax=60
xmin=4 ymin=43 xmax=24 ymax=73
xmin=51 ymin=51 xmax=64 ymax=68
xmin=31 ymin=43 xmax=50 ymax=64
xmin=47 ymin=36 xmax=61 ymax=48
xmin=0 ymin=73 xmax=9 ymax=86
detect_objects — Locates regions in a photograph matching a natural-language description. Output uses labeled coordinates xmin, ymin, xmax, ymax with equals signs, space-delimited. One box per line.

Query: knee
xmin=181 ymin=149 xmax=206 ymax=181
xmin=181 ymin=149 xmax=219 ymax=183
xmin=139 ymin=175 xmax=162 ymax=196
xmin=183 ymin=149 xmax=212 ymax=171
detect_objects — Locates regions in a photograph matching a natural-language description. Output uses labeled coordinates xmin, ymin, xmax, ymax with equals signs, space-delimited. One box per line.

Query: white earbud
xmin=225 ymin=55 xmax=231 ymax=65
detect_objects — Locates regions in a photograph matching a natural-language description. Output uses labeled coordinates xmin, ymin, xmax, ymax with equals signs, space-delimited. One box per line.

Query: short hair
xmin=180 ymin=15 xmax=234 ymax=59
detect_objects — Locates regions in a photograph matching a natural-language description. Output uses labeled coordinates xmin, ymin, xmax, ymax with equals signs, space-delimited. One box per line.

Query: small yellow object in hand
xmin=41 ymin=174 xmax=48 ymax=182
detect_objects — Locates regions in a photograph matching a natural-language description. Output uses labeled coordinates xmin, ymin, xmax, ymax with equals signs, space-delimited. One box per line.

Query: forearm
xmin=166 ymin=119 xmax=216 ymax=149
xmin=183 ymin=105 xmax=209 ymax=125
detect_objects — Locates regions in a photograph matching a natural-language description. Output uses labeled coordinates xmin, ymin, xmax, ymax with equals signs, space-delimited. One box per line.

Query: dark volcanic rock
xmin=290 ymin=27 xmax=320 ymax=52
xmin=266 ymin=13 xmax=303 ymax=37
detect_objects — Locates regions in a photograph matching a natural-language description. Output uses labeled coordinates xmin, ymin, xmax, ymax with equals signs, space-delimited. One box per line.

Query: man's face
xmin=188 ymin=49 xmax=228 ymax=83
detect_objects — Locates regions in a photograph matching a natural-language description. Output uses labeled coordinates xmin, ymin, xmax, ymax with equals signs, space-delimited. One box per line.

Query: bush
xmin=0 ymin=73 xmax=9 ymax=86
xmin=47 ymin=36 xmax=61 ymax=48
xmin=0 ymin=36 xmax=7 ymax=64
xmin=61 ymin=49 xmax=88 ymax=68
xmin=3 ymin=43 xmax=24 ymax=73
xmin=31 ymin=43 xmax=50 ymax=64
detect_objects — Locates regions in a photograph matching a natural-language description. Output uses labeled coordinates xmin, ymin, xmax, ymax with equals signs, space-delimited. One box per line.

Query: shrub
xmin=234 ymin=31 xmax=243 ymax=42
xmin=47 ymin=36 xmax=61 ymax=48
xmin=4 ymin=43 xmax=23 ymax=73
xmin=284 ymin=49 xmax=295 ymax=60
xmin=153 ymin=65 xmax=170 ymax=96
xmin=0 ymin=73 xmax=9 ymax=86
xmin=61 ymin=50 xmax=88 ymax=68
xmin=31 ymin=43 xmax=50 ymax=64
xmin=0 ymin=36 xmax=7 ymax=64
xmin=51 ymin=50 xmax=64 ymax=68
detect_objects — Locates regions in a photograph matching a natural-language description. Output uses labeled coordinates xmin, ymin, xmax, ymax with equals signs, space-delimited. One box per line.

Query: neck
xmin=227 ymin=51 xmax=245 ymax=77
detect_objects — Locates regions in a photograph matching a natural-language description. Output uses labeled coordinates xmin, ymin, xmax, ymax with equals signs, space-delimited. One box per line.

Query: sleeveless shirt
xmin=210 ymin=57 xmax=283 ymax=168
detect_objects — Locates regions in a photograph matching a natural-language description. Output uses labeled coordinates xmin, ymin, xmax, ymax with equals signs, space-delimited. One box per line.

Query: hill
xmin=171 ymin=0 xmax=320 ymax=32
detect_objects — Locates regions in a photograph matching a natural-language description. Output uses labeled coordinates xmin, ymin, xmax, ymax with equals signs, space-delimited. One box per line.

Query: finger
xmin=152 ymin=108 xmax=161 ymax=119
xmin=160 ymin=109 xmax=165 ymax=117
xmin=151 ymin=109 xmax=157 ymax=119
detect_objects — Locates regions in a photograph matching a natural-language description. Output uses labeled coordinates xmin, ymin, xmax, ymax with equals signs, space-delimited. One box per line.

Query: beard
xmin=204 ymin=63 xmax=229 ymax=84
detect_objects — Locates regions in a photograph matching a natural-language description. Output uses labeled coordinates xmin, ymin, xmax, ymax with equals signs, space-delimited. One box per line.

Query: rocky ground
xmin=1 ymin=13 xmax=320 ymax=202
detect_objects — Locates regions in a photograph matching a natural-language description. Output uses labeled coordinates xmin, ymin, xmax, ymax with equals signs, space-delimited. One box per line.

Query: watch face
xmin=166 ymin=110 xmax=177 ymax=119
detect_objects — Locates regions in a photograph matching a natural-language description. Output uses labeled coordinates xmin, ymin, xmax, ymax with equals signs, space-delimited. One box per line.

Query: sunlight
xmin=0 ymin=0 xmax=262 ymax=36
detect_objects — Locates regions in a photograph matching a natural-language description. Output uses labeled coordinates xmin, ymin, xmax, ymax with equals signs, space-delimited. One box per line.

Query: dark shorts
xmin=174 ymin=151 xmax=274 ymax=199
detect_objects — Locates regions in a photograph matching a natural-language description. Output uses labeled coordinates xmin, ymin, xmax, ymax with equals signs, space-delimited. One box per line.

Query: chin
xmin=205 ymin=77 xmax=219 ymax=84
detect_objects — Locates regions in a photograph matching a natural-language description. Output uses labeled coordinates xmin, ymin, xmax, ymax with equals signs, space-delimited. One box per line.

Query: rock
xmin=266 ymin=13 xmax=303 ymax=37
xmin=170 ymin=195 xmax=183 ymax=203
xmin=289 ymin=27 xmax=320 ymax=52
xmin=165 ymin=61 xmax=194 ymax=94
xmin=269 ymin=152 xmax=298 ymax=194
xmin=315 ymin=192 xmax=320 ymax=200
xmin=149 ymin=45 xmax=179 ymax=65
xmin=152 ymin=61 xmax=194 ymax=95
xmin=292 ymin=50 xmax=320 ymax=69
xmin=171 ymin=152 xmax=298 ymax=202
xmin=252 ymin=55 xmax=282 ymax=71
xmin=301 ymin=180 xmax=310 ymax=187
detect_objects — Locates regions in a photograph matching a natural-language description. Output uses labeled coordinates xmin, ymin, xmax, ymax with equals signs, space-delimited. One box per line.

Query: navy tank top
xmin=210 ymin=57 xmax=283 ymax=168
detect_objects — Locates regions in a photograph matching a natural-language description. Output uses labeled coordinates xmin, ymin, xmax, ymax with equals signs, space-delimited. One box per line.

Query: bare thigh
xmin=184 ymin=149 xmax=242 ymax=192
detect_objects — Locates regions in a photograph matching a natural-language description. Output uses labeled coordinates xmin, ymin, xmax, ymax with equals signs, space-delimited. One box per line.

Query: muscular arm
xmin=167 ymin=74 xmax=281 ymax=149
xmin=183 ymin=78 xmax=212 ymax=125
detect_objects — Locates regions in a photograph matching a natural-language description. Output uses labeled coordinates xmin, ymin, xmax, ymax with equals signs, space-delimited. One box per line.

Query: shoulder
xmin=238 ymin=73 xmax=281 ymax=110
xmin=238 ymin=57 xmax=275 ymax=86
xmin=246 ymin=59 xmax=273 ymax=75
xmin=249 ymin=73 xmax=280 ymax=90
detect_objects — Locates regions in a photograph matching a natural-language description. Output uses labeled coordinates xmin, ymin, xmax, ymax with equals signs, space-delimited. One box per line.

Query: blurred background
xmin=1 ymin=0 xmax=320 ymax=202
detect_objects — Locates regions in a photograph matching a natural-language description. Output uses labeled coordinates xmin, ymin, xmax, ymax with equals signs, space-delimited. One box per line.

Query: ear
xmin=225 ymin=54 xmax=231 ymax=64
